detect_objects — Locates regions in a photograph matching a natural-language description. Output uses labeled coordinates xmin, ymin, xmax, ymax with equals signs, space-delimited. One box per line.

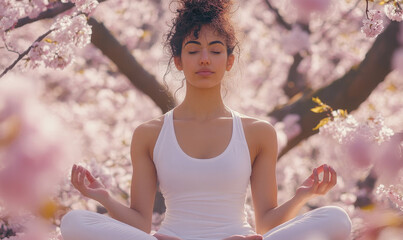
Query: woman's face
xmin=174 ymin=25 xmax=234 ymax=89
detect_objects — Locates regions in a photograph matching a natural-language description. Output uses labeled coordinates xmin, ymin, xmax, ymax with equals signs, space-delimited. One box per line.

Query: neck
xmin=175 ymin=84 xmax=229 ymax=121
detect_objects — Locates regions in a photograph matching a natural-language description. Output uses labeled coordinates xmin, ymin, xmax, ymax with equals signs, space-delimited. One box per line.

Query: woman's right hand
xmin=70 ymin=164 xmax=109 ymax=202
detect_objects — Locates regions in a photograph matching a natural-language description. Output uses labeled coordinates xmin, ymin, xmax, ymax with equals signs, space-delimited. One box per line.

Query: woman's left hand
xmin=295 ymin=164 xmax=337 ymax=202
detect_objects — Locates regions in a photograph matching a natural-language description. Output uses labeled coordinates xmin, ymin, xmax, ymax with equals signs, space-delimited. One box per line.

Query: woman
xmin=60 ymin=1 xmax=352 ymax=239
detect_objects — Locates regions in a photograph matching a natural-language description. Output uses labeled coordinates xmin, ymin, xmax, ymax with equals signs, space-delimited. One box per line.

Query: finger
xmin=329 ymin=166 xmax=337 ymax=187
xmin=85 ymin=169 xmax=97 ymax=183
xmin=71 ymin=164 xmax=78 ymax=187
xmin=312 ymin=168 xmax=320 ymax=192
xmin=78 ymin=166 xmax=86 ymax=187
xmin=318 ymin=164 xmax=330 ymax=194
xmin=316 ymin=164 xmax=325 ymax=175
xmin=323 ymin=164 xmax=330 ymax=183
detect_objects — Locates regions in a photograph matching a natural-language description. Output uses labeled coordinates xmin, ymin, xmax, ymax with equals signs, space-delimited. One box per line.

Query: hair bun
xmin=165 ymin=0 xmax=238 ymax=58
xmin=177 ymin=0 xmax=231 ymax=23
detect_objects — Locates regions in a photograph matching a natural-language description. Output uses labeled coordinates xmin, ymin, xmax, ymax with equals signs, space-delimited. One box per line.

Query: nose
xmin=199 ymin=49 xmax=210 ymax=65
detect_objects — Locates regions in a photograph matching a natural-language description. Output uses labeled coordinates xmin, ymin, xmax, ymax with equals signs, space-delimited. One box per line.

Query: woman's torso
xmin=144 ymin=108 xmax=262 ymax=240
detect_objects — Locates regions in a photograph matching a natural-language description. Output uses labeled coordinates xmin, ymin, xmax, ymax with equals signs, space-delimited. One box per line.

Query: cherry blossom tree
xmin=1 ymin=0 xmax=403 ymax=239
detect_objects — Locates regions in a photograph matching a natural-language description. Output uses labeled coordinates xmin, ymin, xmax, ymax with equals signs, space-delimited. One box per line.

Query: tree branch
xmin=283 ymin=53 xmax=310 ymax=98
xmin=12 ymin=0 xmax=107 ymax=30
xmin=0 ymin=29 xmax=53 ymax=78
xmin=88 ymin=17 xmax=176 ymax=113
xmin=269 ymin=21 xmax=401 ymax=159
xmin=7 ymin=1 xmax=175 ymax=113
xmin=263 ymin=0 xmax=292 ymax=30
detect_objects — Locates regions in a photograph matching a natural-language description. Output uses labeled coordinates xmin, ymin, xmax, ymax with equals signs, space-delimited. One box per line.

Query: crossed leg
xmin=262 ymin=206 xmax=352 ymax=240
xmin=60 ymin=206 xmax=351 ymax=240
xmin=60 ymin=210 xmax=158 ymax=240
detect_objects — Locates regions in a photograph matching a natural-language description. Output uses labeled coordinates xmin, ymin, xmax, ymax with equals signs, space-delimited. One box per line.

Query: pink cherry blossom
xmin=2 ymin=0 xmax=403 ymax=238
xmin=361 ymin=10 xmax=384 ymax=38
xmin=373 ymin=136 xmax=403 ymax=184
xmin=72 ymin=0 xmax=99 ymax=14
xmin=346 ymin=137 xmax=373 ymax=168
xmin=291 ymin=0 xmax=331 ymax=14
xmin=0 ymin=76 xmax=79 ymax=212
xmin=376 ymin=184 xmax=403 ymax=211
xmin=282 ymin=25 xmax=310 ymax=55
xmin=384 ymin=3 xmax=403 ymax=22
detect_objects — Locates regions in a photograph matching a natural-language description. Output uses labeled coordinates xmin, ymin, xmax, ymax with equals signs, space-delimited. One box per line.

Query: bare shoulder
xmin=237 ymin=112 xmax=277 ymax=164
xmin=131 ymin=114 xmax=165 ymax=158
xmin=132 ymin=115 xmax=164 ymax=137
xmin=237 ymin=112 xmax=277 ymax=140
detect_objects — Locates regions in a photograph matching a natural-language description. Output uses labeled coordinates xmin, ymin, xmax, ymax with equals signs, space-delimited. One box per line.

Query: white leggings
xmin=60 ymin=206 xmax=351 ymax=240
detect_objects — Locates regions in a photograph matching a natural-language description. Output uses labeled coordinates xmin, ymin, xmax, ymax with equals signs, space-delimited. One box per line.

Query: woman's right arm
xmin=71 ymin=122 xmax=158 ymax=233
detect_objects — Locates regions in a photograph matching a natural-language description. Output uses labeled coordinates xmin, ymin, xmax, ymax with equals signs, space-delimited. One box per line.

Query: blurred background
xmin=0 ymin=0 xmax=402 ymax=239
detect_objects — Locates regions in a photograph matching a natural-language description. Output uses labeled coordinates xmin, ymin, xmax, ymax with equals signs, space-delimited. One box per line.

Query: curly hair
xmin=165 ymin=0 xmax=238 ymax=57
xmin=163 ymin=0 xmax=239 ymax=102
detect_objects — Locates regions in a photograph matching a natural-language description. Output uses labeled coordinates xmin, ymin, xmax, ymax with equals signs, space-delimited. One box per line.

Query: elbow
xmin=140 ymin=218 xmax=153 ymax=234
xmin=255 ymin=225 xmax=270 ymax=236
xmin=254 ymin=207 xmax=277 ymax=235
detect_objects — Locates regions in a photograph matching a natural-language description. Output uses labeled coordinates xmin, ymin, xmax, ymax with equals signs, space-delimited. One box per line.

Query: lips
xmin=196 ymin=69 xmax=214 ymax=77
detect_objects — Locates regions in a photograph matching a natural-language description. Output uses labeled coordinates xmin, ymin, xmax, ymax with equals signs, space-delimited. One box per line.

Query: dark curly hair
xmin=163 ymin=0 xmax=239 ymax=101
xmin=166 ymin=0 xmax=238 ymax=57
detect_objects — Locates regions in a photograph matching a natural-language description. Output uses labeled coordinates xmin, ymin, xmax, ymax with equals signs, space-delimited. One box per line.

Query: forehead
xmin=183 ymin=25 xmax=226 ymax=44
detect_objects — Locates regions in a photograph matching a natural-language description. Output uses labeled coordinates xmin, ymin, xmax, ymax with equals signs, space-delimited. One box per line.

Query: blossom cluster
xmin=361 ymin=10 xmax=384 ymax=38
xmin=361 ymin=2 xmax=403 ymax=38
xmin=0 ymin=0 xmax=49 ymax=34
xmin=384 ymin=2 xmax=403 ymax=22
xmin=27 ymin=14 xmax=92 ymax=69
xmin=282 ymin=25 xmax=310 ymax=55
xmin=290 ymin=0 xmax=331 ymax=22
xmin=376 ymin=184 xmax=403 ymax=211
xmin=62 ymin=0 xmax=99 ymax=14
xmin=0 ymin=0 xmax=98 ymax=71
xmin=0 ymin=75 xmax=80 ymax=239
xmin=318 ymin=110 xmax=400 ymax=174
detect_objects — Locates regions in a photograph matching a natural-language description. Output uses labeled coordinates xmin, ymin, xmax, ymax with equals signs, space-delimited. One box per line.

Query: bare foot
xmin=222 ymin=234 xmax=263 ymax=240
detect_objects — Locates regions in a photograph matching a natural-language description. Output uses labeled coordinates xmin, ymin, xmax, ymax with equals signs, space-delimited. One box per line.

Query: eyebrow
xmin=184 ymin=40 xmax=225 ymax=47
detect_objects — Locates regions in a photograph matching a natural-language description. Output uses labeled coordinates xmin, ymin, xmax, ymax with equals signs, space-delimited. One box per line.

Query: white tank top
xmin=153 ymin=108 xmax=256 ymax=240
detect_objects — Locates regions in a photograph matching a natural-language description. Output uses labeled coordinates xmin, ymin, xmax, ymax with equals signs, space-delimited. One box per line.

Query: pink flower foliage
xmin=384 ymin=3 xmax=403 ymax=22
xmin=319 ymin=112 xmax=399 ymax=176
xmin=373 ymin=134 xmax=403 ymax=183
xmin=274 ymin=114 xmax=301 ymax=141
xmin=0 ymin=213 xmax=62 ymax=240
xmin=291 ymin=0 xmax=331 ymax=14
xmin=0 ymin=0 xmax=49 ymax=33
xmin=282 ymin=25 xmax=310 ymax=55
xmin=376 ymin=184 xmax=403 ymax=211
xmin=1 ymin=0 xmax=403 ymax=238
xmin=1 ymin=1 xmax=97 ymax=70
xmin=27 ymin=14 xmax=92 ymax=69
xmin=0 ymin=76 xmax=79 ymax=212
xmin=361 ymin=10 xmax=384 ymax=38
xmin=69 ymin=0 xmax=99 ymax=14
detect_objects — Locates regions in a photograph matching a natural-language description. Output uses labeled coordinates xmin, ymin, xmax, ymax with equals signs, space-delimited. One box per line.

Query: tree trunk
xmin=269 ymin=21 xmax=401 ymax=159
xmin=88 ymin=18 xmax=176 ymax=113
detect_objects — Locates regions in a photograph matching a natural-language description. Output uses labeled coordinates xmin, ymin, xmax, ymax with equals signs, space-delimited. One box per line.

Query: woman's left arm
xmin=250 ymin=121 xmax=337 ymax=235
